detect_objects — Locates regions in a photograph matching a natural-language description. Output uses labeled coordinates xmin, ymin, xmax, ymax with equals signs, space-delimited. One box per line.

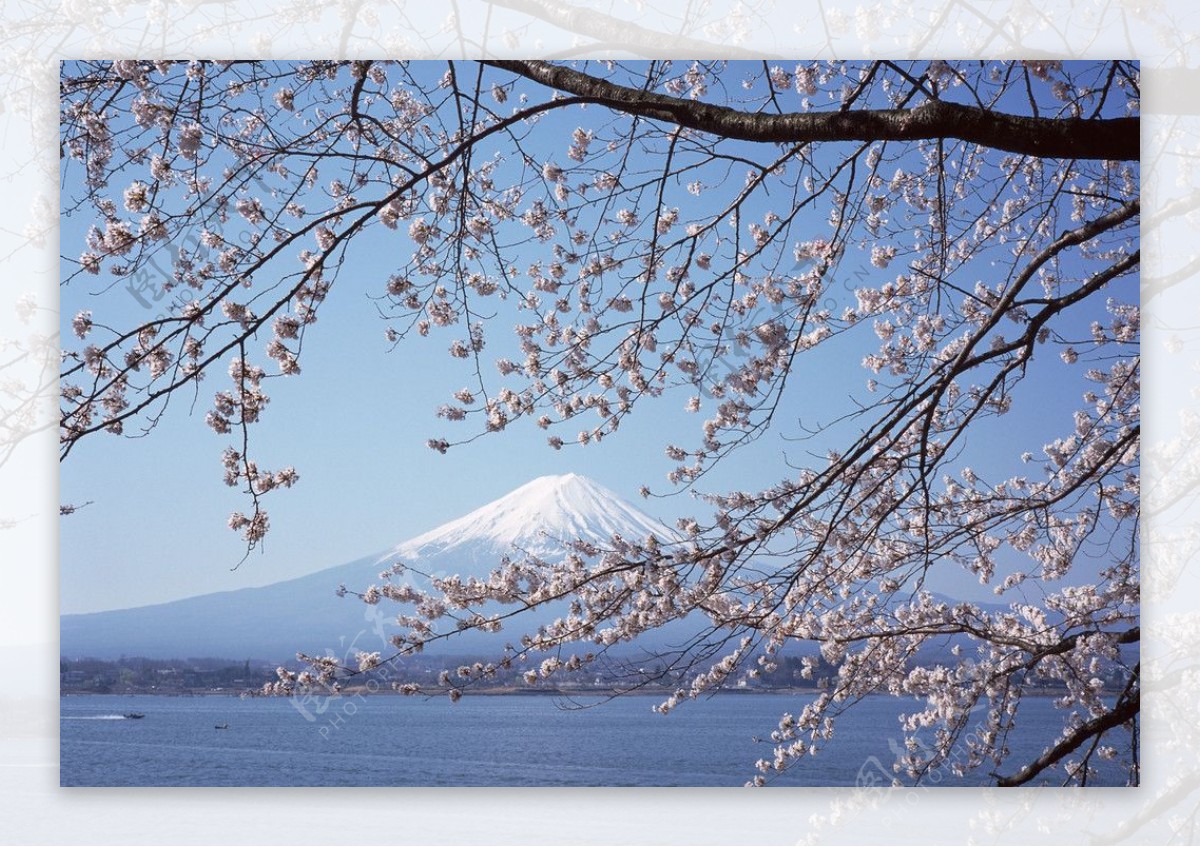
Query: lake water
xmin=60 ymin=692 xmax=1132 ymax=787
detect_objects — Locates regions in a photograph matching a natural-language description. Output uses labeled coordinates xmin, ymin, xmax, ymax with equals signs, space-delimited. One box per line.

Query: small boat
xmin=214 ymin=723 xmax=229 ymax=730
xmin=124 ymin=713 xmax=145 ymax=719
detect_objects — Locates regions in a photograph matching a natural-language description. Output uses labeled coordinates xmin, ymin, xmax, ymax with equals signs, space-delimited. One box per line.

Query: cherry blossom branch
xmin=485 ymin=60 xmax=1139 ymax=160
xmin=995 ymin=663 xmax=1139 ymax=786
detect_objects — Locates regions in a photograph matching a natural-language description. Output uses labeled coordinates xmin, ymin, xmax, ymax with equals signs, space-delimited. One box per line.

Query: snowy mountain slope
xmin=61 ymin=474 xmax=676 ymax=661
xmin=384 ymin=472 xmax=671 ymax=568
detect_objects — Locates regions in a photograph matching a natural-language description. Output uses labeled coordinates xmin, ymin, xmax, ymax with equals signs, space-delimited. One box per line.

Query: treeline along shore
xmin=60 ymin=652 xmax=1104 ymax=698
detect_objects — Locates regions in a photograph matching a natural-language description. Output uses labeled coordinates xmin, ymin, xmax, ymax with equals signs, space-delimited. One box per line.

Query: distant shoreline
xmin=59 ymin=685 xmax=1071 ymax=699
xmin=59 ymin=686 xmax=820 ymax=698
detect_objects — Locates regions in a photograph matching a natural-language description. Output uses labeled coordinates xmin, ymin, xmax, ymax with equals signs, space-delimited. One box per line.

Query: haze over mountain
xmin=60 ymin=474 xmax=676 ymax=662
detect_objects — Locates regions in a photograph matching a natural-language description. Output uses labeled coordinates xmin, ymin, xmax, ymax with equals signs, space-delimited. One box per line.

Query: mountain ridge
xmin=59 ymin=473 xmax=1021 ymax=664
xmin=61 ymin=473 xmax=673 ymax=661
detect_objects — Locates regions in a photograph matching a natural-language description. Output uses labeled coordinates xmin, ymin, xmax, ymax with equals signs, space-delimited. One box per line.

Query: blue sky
xmin=59 ymin=60 xmax=1137 ymax=614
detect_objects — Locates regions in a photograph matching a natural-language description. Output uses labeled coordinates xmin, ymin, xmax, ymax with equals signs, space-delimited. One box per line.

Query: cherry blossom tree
xmin=60 ymin=59 xmax=1139 ymax=786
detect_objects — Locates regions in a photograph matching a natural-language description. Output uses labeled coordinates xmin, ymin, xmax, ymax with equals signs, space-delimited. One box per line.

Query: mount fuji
xmin=60 ymin=474 xmax=677 ymax=662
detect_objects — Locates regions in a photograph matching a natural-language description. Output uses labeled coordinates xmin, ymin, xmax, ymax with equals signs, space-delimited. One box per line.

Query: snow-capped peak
xmin=383 ymin=473 xmax=670 ymax=566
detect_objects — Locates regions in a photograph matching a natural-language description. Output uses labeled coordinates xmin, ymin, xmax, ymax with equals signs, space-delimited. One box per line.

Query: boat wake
xmin=62 ymin=714 xmax=133 ymax=720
